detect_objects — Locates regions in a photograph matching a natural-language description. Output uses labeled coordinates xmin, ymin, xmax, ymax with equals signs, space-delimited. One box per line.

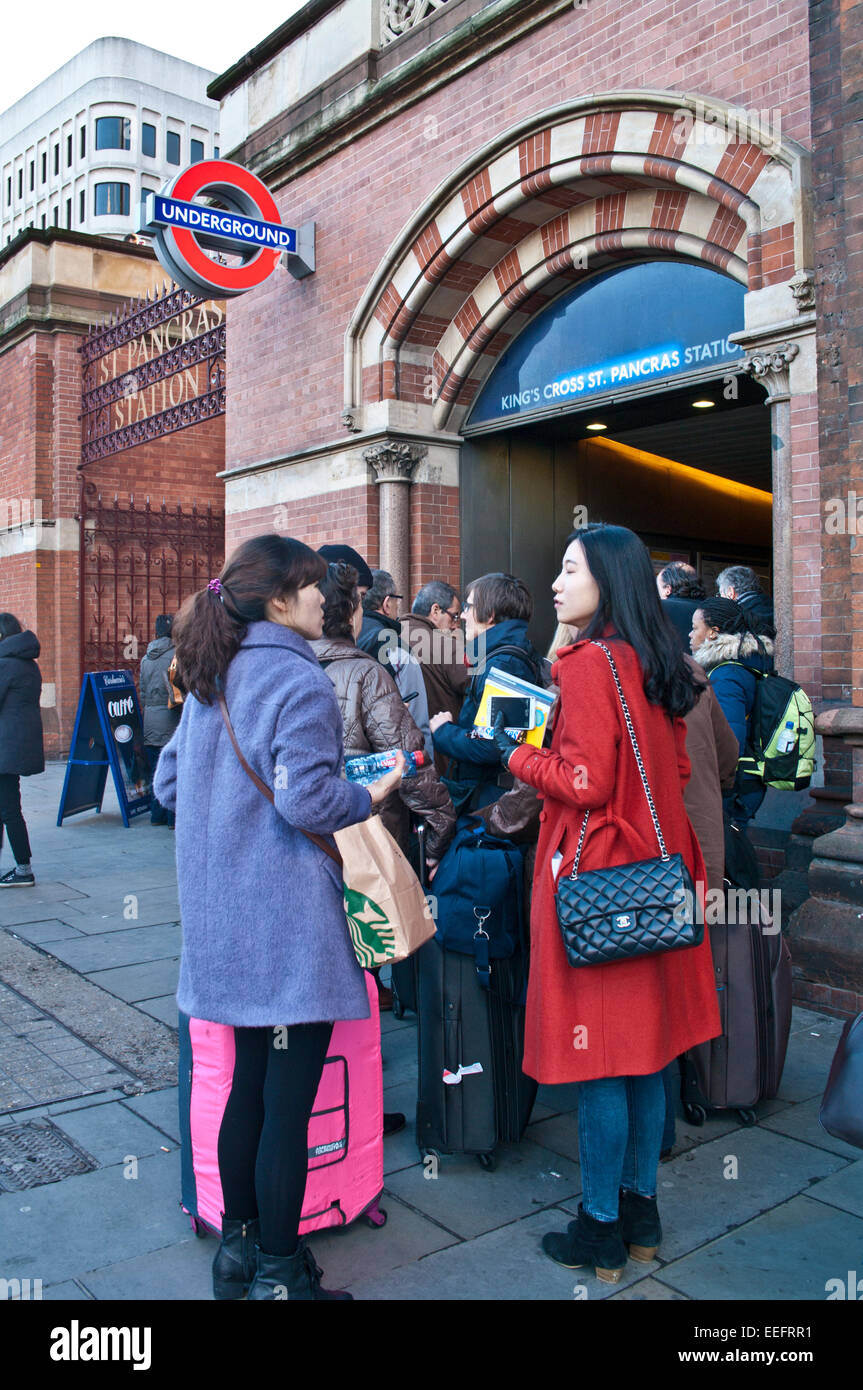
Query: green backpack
xmin=736 ymin=669 xmax=816 ymax=791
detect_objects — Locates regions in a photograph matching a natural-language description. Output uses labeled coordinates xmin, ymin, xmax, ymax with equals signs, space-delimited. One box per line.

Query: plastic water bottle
xmin=345 ymin=749 xmax=426 ymax=785
xmin=776 ymin=720 xmax=796 ymax=754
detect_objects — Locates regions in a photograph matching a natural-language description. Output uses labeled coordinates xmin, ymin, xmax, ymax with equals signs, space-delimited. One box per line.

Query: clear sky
xmin=0 ymin=2 xmax=308 ymax=115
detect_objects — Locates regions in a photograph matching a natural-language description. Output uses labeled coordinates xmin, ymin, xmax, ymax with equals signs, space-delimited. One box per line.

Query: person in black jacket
xmin=139 ymin=614 xmax=180 ymax=826
xmin=716 ymin=564 xmax=775 ymax=637
xmin=430 ymin=572 xmax=541 ymax=810
xmin=0 ymin=613 xmax=44 ymax=886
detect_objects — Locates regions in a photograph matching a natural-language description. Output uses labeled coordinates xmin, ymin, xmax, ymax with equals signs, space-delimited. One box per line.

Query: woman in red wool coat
xmin=499 ymin=523 xmax=720 ymax=1284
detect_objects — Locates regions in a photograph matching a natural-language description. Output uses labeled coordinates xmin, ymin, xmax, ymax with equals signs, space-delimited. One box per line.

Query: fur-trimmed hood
xmin=693 ymin=629 xmax=774 ymax=673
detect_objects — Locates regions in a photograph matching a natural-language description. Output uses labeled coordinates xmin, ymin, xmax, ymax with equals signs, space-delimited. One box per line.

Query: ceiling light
xmin=691 ymin=399 xmax=715 ymax=408
xmin=586 ymin=422 xmax=607 ymax=431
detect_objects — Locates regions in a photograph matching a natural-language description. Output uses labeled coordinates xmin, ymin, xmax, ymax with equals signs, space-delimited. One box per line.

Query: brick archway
xmin=347 ymin=93 xmax=808 ymax=432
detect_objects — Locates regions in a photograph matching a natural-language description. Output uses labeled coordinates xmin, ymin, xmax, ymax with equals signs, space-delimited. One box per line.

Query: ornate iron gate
xmin=79 ymin=281 xmax=226 ymax=682
xmin=79 ymin=485 xmax=224 ymax=683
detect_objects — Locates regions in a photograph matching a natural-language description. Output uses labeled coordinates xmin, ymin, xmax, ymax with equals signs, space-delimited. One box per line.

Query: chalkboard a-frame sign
xmin=57 ymin=671 xmax=152 ymax=827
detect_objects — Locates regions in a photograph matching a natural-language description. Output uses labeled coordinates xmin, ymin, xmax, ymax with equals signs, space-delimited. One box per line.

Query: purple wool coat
xmin=154 ymin=621 xmax=373 ymax=1027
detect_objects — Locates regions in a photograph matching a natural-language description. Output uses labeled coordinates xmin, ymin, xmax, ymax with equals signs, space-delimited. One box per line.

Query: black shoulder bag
xmin=555 ymin=641 xmax=703 ymax=968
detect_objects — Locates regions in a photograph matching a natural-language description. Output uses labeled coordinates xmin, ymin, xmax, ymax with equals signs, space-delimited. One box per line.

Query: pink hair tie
xmin=207 ymin=577 xmax=223 ymax=596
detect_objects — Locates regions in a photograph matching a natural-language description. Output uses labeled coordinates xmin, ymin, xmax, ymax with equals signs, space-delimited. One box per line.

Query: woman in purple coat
xmin=154 ymin=535 xmax=402 ymax=1301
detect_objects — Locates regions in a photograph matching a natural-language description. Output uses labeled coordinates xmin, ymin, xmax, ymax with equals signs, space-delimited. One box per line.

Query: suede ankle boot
xmin=247 ymin=1240 xmax=353 ymax=1301
xmin=542 ymin=1203 xmax=627 ymax=1283
xmin=212 ymin=1216 xmax=260 ymax=1300
xmin=619 ymin=1188 xmax=662 ymax=1262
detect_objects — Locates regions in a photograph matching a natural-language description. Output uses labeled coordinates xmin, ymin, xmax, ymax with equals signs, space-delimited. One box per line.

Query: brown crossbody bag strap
xmin=216 ymin=692 xmax=343 ymax=871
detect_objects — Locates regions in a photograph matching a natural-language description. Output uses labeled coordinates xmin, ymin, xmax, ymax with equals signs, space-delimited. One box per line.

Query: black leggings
xmin=0 ymin=774 xmax=31 ymax=865
xmin=217 ymin=1020 xmax=332 ymax=1256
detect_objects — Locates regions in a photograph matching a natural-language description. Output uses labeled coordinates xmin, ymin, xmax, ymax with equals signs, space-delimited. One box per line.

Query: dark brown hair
xmin=172 ymin=534 xmax=326 ymax=704
xmin=466 ymin=572 xmax=533 ymax=625
xmin=320 ymin=562 xmax=360 ymax=640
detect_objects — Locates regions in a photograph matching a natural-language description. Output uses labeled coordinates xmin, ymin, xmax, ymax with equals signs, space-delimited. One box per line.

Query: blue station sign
xmin=143 ymin=192 xmax=297 ymax=254
xmin=467 ymin=261 xmax=746 ymax=429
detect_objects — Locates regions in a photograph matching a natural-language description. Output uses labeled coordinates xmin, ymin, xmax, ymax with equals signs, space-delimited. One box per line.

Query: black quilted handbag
xmin=555 ymin=641 xmax=702 ymax=968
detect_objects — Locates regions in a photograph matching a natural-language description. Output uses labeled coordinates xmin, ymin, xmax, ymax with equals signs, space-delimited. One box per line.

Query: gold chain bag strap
xmin=554 ymin=641 xmax=703 ymax=968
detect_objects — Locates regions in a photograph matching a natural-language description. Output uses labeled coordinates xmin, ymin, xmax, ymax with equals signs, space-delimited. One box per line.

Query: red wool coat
xmin=508 ymin=632 xmax=721 ymax=1085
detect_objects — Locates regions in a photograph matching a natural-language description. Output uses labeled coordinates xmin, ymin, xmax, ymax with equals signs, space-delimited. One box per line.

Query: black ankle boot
xmin=542 ymin=1204 xmax=627 ymax=1283
xmin=619 ymin=1188 xmax=662 ymax=1262
xmin=247 ymin=1240 xmax=353 ymax=1301
xmin=212 ymin=1216 xmax=260 ymax=1300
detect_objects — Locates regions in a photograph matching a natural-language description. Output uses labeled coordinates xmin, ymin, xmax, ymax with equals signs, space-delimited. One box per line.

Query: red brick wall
xmin=789 ymin=391 xmax=822 ymax=702
xmin=225 ymin=484 xmax=379 ymax=566
xmin=225 ymin=0 xmax=810 ymax=468
xmin=411 ymin=483 xmax=460 ymax=596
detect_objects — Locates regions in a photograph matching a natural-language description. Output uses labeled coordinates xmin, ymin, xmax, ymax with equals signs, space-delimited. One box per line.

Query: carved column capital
xmin=740 ymin=341 xmax=799 ymax=403
xmin=363 ymin=439 xmax=427 ymax=483
xmin=789 ymin=268 xmax=816 ymax=313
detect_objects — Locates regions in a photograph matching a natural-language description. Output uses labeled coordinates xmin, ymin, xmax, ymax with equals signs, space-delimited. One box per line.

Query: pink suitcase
xmin=178 ymin=972 xmax=387 ymax=1235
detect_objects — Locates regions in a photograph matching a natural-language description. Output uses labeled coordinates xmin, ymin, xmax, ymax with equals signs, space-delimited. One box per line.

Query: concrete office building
xmin=0 ymin=38 xmax=220 ymax=244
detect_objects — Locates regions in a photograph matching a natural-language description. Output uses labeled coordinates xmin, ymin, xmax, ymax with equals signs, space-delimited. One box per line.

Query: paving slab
xmin=43 ymin=1280 xmax=93 ymax=1300
xmin=382 ymin=1138 xmax=581 ymax=1240
xmin=775 ymin=1029 xmax=840 ymax=1104
xmin=86 ymin=959 xmax=181 ymax=1004
xmin=308 ymin=1191 xmax=460 ymax=1288
xmin=760 ymin=1095 xmax=863 ymax=1161
xmin=0 ymin=1150 xmax=187 ymax=1284
xmin=804 ymin=1157 xmax=863 ymax=1219
xmin=557 ymin=1127 xmax=848 ymax=1264
xmin=659 ymin=1194 xmax=863 ymax=1301
xmin=347 ymin=1207 xmax=649 ymax=1301
xmin=124 ymin=1088 xmax=180 ymax=1144
xmin=379 ymin=1081 xmax=423 ymax=1176
xmin=136 ymin=996 xmax=179 ymax=1030
xmin=525 ymin=1111 xmax=581 ymax=1163
xmin=57 ymin=892 xmax=181 ymax=935
xmin=51 ymin=1101 xmax=177 ymax=1167
xmin=7 ymin=920 xmax=86 ymax=945
xmin=77 ymin=1235 xmax=208 ymax=1301
xmin=47 ymin=922 xmax=182 ymax=974
xmin=609 ymin=1275 xmax=690 ymax=1300
xmin=0 ymin=882 xmax=87 ymax=914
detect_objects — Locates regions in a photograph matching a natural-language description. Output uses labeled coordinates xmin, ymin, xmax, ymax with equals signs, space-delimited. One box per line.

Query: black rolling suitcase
xmin=415 ymin=937 xmax=537 ymax=1170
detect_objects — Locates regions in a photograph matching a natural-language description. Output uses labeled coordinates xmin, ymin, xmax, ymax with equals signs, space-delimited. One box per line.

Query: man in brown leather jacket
xmin=401 ymin=581 xmax=469 ymax=723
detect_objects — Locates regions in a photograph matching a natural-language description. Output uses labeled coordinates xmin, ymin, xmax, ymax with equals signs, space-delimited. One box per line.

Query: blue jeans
xmin=577 ymin=1070 xmax=665 ymax=1222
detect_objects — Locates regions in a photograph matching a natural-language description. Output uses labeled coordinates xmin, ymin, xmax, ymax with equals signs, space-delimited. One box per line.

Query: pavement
xmin=1 ymin=761 xmax=862 ymax=1304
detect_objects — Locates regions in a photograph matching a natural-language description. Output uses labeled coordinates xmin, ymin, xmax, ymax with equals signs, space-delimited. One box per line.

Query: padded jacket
xmin=310 ymin=636 xmax=456 ymax=860
xmin=693 ymin=630 xmax=775 ymax=756
xmin=0 ymin=630 xmax=44 ymax=776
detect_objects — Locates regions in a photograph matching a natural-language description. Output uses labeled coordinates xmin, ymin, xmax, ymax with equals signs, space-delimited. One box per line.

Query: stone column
xmin=739 ymin=341 xmax=799 ymax=678
xmin=363 ymin=440 xmax=427 ymax=602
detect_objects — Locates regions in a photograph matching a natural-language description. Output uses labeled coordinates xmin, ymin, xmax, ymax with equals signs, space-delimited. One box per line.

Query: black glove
xmin=492 ymin=710 xmax=521 ymax=767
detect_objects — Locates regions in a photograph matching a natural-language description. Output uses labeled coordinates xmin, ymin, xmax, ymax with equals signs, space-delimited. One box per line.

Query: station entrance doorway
xmin=459 ymin=261 xmax=772 ymax=654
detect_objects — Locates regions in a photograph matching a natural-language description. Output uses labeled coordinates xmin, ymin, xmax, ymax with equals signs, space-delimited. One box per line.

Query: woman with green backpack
xmin=689 ymin=596 xmax=774 ymax=827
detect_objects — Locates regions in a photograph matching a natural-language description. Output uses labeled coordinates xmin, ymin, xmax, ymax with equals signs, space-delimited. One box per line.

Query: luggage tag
xmin=442 ymin=1062 xmax=484 ymax=1086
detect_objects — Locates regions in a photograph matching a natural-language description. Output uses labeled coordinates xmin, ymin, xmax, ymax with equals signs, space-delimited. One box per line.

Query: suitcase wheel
xmin=477 ymin=1152 xmax=498 ymax=1172
xmin=364 ymin=1203 xmax=388 ymax=1229
xmin=190 ymin=1216 xmax=207 ymax=1238
xmin=737 ymin=1108 xmax=757 ymax=1127
xmin=683 ymin=1102 xmax=707 ymax=1127
xmin=392 ymin=998 xmax=405 ymax=1020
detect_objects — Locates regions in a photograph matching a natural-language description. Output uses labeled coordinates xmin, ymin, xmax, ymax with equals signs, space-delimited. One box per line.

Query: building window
xmin=94 ymin=182 xmax=130 ymax=216
xmin=95 ymin=116 xmax=131 ymax=151
xmin=41 ymin=152 xmax=47 ymax=183
xmin=214 ymin=146 xmax=220 ymax=159
xmin=66 ymin=198 xmax=71 ymax=228
xmin=18 ymin=169 xmax=23 ymax=198
xmin=191 ymin=138 xmax=204 ymax=164
xmin=6 ymin=177 xmax=10 ymax=204
xmin=166 ymin=131 xmax=181 ymax=165
xmin=142 ymin=123 xmax=156 ymax=158
xmin=29 ymin=161 xmax=34 ymax=191
xmin=54 ymin=144 xmax=60 ymax=176
xmin=52 ymin=206 xmax=59 ymax=225
xmin=41 ymin=213 xmax=46 ymax=229
xmin=80 ymin=126 xmax=86 ymax=158
xmin=67 ymin=134 xmax=72 ymax=166
xmin=79 ymin=189 xmax=85 ymax=223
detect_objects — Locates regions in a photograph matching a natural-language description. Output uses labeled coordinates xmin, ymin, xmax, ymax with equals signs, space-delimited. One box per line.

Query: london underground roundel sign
xmin=140 ymin=160 xmax=300 ymax=297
